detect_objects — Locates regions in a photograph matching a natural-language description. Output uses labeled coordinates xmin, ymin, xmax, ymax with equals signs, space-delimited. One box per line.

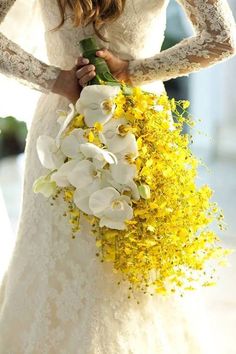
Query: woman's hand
xmin=96 ymin=49 xmax=131 ymax=83
xmin=52 ymin=50 xmax=131 ymax=103
xmin=51 ymin=58 xmax=92 ymax=104
xmin=75 ymin=49 xmax=131 ymax=86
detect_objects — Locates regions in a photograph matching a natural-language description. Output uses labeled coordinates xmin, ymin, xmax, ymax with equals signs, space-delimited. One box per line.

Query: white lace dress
xmin=0 ymin=1 xmax=236 ymax=353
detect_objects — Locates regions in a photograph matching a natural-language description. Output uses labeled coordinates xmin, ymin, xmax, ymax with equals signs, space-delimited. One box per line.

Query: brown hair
xmin=56 ymin=0 xmax=126 ymax=40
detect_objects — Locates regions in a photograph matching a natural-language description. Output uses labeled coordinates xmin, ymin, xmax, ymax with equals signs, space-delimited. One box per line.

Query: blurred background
xmin=0 ymin=1 xmax=236 ymax=353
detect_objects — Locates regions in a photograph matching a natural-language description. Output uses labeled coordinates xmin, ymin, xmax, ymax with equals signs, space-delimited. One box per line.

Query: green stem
xmin=79 ymin=37 xmax=120 ymax=87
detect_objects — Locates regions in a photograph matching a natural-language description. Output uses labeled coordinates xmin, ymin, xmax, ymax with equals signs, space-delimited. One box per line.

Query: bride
xmin=0 ymin=0 xmax=235 ymax=353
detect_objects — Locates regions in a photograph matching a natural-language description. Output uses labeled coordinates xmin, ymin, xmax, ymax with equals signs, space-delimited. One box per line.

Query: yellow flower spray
xmin=60 ymin=86 xmax=232 ymax=297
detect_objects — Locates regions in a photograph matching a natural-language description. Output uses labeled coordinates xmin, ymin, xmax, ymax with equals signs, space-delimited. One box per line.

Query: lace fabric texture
xmin=0 ymin=0 xmax=235 ymax=353
xmin=128 ymin=0 xmax=236 ymax=85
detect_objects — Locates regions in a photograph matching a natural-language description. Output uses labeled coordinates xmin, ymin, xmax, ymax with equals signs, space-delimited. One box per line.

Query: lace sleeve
xmin=128 ymin=0 xmax=236 ymax=85
xmin=0 ymin=0 xmax=61 ymax=93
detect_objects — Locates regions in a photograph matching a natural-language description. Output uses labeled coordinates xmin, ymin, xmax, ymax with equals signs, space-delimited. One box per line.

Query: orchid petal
xmin=60 ymin=135 xmax=80 ymax=158
xmin=99 ymin=217 xmax=127 ymax=230
xmin=83 ymin=107 xmax=112 ymax=127
xmin=101 ymin=118 xmax=133 ymax=153
xmin=73 ymin=189 xmax=92 ymax=215
xmin=104 ymin=200 xmax=133 ymax=222
xmin=36 ymin=135 xmax=65 ymax=170
xmin=73 ymin=181 xmax=101 ymax=215
xmin=51 ymin=159 xmax=79 ymax=187
xmin=33 ymin=175 xmax=57 ymax=198
xmin=126 ymin=180 xmax=140 ymax=200
xmin=76 ymin=85 xmax=120 ymax=107
xmin=106 ymin=133 xmax=137 ymax=155
xmin=56 ymin=104 xmax=75 ymax=147
xmin=117 ymin=133 xmax=139 ymax=158
xmin=89 ymin=187 xmax=120 ymax=217
xmin=67 ymin=160 xmax=96 ymax=189
xmin=101 ymin=170 xmax=122 ymax=190
xmin=60 ymin=129 xmax=86 ymax=158
xmin=92 ymin=158 xmax=107 ymax=170
xmin=111 ymin=160 xmax=137 ymax=184
xmin=80 ymin=143 xmax=117 ymax=164
xmin=56 ymin=110 xmax=68 ymax=126
xmin=103 ymin=118 xmax=127 ymax=135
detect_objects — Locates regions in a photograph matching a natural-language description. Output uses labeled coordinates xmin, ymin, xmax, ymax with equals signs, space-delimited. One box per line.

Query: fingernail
xmin=82 ymin=58 xmax=89 ymax=64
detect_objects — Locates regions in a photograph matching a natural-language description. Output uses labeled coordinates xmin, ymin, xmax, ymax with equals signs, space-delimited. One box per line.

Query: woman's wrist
xmin=51 ymin=69 xmax=68 ymax=96
xmin=115 ymin=60 xmax=132 ymax=85
xmin=51 ymin=68 xmax=82 ymax=103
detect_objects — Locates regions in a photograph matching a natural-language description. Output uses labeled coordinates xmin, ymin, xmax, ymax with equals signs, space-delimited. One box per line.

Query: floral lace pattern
xmin=0 ymin=0 xmax=235 ymax=352
xmin=128 ymin=0 xmax=236 ymax=85
xmin=0 ymin=0 xmax=61 ymax=92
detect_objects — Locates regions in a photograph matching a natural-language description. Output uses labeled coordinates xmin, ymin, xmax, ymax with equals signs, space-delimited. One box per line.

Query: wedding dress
xmin=0 ymin=0 xmax=236 ymax=353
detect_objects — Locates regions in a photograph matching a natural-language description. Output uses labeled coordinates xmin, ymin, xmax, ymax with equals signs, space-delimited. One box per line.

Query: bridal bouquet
xmin=33 ymin=38 xmax=231 ymax=296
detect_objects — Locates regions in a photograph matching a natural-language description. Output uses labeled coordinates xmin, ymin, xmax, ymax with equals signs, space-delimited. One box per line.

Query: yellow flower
xmin=94 ymin=122 xmax=103 ymax=132
xmin=72 ymin=114 xmax=85 ymax=128
xmin=88 ymin=131 xmax=95 ymax=143
xmin=182 ymin=100 xmax=190 ymax=109
xmin=170 ymin=98 xmax=176 ymax=111
xmin=64 ymin=189 xmax=74 ymax=201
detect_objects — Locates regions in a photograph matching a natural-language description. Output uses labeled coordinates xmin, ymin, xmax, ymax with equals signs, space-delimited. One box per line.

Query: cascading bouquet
xmin=33 ymin=38 xmax=232 ymax=296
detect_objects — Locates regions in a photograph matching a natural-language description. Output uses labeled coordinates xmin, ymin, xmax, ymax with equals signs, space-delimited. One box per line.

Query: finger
xmin=96 ymin=48 xmax=113 ymax=61
xmin=75 ymin=56 xmax=89 ymax=67
xmin=76 ymin=64 xmax=95 ymax=79
xmin=79 ymin=71 xmax=96 ymax=86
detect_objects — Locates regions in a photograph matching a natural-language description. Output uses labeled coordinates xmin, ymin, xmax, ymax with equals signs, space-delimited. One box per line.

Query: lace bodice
xmin=0 ymin=0 xmax=236 ymax=92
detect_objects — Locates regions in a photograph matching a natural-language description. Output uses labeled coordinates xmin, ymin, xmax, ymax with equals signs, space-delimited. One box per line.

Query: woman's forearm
xmin=0 ymin=0 xmax=61 ymax=93
xmin=128 ymin=0 xmax=236 ymax=86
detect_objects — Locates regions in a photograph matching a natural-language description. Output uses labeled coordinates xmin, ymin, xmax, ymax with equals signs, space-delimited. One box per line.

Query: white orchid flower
xmin=110 ymin=159 xmax=137 ymax=185
xmin=89 ymin=187 xmax=133 ymax=230
xmin=55 ymin=104 xmax=76 ymax=147
xmin=105 ymin=131 xmax=138 ymax=184
xmin=60 ymin=128 xmax=87 ymax=158
xmin=36 ymin=135 xmax=65 ymax=170
xmin=67 ymin=159 xmax=102 ymax=190
xmin=75 ymin=85 xmax=120 ymax=127
xmin=80 ymin=143 xmax=117 ymax=165
xmin=73 ymin=182 xmax=101 ymax=215
xmin=33 ymin=175 xmax=57 ymax=198
xmin=117 ymin=133 xmax=139 ymax=158
xmin=124 ymin=180 xmax=140 ymax=200
xmin=51 ymin=159 xmax=80 ymax=187
xmin=102 ymin=170 xmax=140 ymax=200
xmin=101 ymin=121 xmax=138 ymax=157
xmin=100 ymin=117 xmax=127 ymax=139
xmin=99 ymin=117 xmax=135 ymax=154
xmin=92 ymin=158 xmax=107 ymax=170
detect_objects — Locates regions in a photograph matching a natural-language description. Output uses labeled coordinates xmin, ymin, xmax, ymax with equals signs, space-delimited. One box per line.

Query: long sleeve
xmin=0 ymin=0 xmax=61 ymax=93
xmin=128 ymin=0 xmax=236 ymax=85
